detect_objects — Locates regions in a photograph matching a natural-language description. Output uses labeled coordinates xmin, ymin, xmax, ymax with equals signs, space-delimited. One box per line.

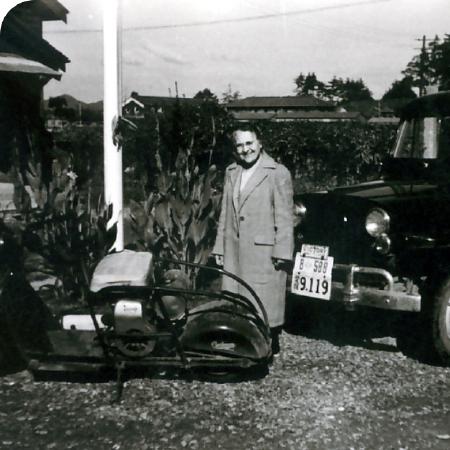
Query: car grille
xmin=298 ymin=197 xmax=374 ymax=267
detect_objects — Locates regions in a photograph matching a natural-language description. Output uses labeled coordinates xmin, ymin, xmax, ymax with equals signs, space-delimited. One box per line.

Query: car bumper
xmin=292 ymin=263 xmax=421 ymax=312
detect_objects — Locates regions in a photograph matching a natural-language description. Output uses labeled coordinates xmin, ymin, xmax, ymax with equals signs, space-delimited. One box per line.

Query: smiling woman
xmin=212 ymin=123 xmax=294 ymax=355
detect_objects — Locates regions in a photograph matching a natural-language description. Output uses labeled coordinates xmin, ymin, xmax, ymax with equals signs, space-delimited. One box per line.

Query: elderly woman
xmin=212 ymin=124 xmax=294 ymax=355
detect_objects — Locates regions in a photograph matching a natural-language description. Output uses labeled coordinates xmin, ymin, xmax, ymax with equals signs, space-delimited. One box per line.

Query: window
xmin=394 ymin=116 xmax=450 ymax=159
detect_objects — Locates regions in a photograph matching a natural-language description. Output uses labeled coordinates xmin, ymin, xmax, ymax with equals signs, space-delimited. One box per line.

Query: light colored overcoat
xmin=212 ymin=152 xmax=294 ymax=327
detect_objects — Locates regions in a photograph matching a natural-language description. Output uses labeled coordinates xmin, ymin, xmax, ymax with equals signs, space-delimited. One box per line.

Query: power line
xmin=294 ymin=18 xmax=412 ymax=47
xmin=45 ymin=0 xmax=391 ymax=34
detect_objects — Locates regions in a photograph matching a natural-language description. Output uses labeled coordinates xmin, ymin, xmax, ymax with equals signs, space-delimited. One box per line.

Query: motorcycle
xmin=0 ymin=228 xmax=272 ymax=396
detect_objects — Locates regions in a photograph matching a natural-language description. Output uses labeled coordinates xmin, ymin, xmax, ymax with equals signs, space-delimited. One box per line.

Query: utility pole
xmin=103 ymin=0 xmax=124 ymax=251
xmin=418 ymin=35 xmax=427 ymax=96
xmin=415 ymin=35 xmax=433 ymax=96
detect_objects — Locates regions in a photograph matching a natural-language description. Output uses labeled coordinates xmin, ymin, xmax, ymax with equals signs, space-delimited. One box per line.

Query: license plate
xmin=300 ymin=244 xmax=329 ymax=259
xmin=291 ymin=247 xmax=334 ymax=300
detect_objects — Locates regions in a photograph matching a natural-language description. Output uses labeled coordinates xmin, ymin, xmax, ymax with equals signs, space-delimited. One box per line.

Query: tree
xmin=221 ymin=84 xmax=241 ymax=104
xmin=338 ymin=78 xmax=373 ymax=103
xmin=194 ymin=89 xmax=218 ymax=103
xmin=294 ymin=72 xmax=326 ymax=97
xmin=81 ymin=108 xmax=102 ymax=124
xmin=48 ymin=95 xmax=77 ymax=122
xmin=293 ymin=73 xmax=305 ymax=94
xmin=294 ymin=73 xmax=373 ymax=102
xmin=48 ymin=96 xmax=67 ymax=111
xmin=382 ymin=77 xmax=417 ymax=100
xmin=434 ymin=34 xmax=450 ymax=90
xmin=327 ymin=76 xmax=345 ymax=102
xmin=402 ymin=34 xmax=450 ymax=92
xmin=120 ymin=89 xmax=233 ymax=193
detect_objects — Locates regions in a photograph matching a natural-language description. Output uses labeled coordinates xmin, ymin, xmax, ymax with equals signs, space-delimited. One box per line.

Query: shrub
xmin=255 ymin=121 xmax=397 ymax=192
xmin=19 ymin=157 xmax=116 ymax=309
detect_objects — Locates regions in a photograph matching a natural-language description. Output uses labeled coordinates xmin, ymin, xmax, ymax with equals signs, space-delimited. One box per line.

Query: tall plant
xmin=129 ymin=151 xmax=221 ymax=285
xmin=125 ymin=96 xmax=226 ymax=284
xmin=19 ymin=155 xmax=116 ymax=307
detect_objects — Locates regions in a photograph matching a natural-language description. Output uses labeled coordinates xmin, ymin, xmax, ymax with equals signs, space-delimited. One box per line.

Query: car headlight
xmin=374 ymin=233 xmax=391 ymax=254
xmin=365 ymin=208 xmax=390 ymax=237
xmin=293 ymin=201 xmax=307 ymax=226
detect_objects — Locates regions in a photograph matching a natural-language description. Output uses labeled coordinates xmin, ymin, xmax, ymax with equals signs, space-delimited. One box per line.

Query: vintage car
xmin=290 ymin=91 xmax=450 ymax=364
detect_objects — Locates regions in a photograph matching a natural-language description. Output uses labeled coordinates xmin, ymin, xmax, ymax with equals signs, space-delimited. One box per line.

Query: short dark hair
xmin=226 ymin=122 xmax=264 ymax=148
xmin=227 ymin=122 xmax=261 ymax=137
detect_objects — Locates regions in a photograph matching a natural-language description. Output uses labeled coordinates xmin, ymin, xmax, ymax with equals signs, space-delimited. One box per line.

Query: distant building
xmin=45 ymin=117 xmax=69 ymax=131
xmin=226 ymin=95 xmax=364 ymax=122
xmin=367 ymin=117 xmax=400 ymax=125
xmin=367 ymin=103 xmax=400 ymax=125
xmin=342 ymin=98 xmax=411 ymax=124
xmin=274 ymin=110 xmax=364 ymax=123
xmin=227 ymin=95 xmax=335 ymax=114
xmin=122 ymin=92 xmax=198 ymax=119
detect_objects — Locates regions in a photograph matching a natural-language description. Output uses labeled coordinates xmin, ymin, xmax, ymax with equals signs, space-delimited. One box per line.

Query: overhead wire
xmin=45 ymin=0 xmax=393 ymax=34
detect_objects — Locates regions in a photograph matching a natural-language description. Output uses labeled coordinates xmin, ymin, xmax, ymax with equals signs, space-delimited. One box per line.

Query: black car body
xmin=291 ymin=91 xmax=450 ymax=363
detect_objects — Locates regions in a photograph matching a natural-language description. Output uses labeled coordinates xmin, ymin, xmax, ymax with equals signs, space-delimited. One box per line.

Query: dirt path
xmin=1 ymin=329 xmax=450 ymax=450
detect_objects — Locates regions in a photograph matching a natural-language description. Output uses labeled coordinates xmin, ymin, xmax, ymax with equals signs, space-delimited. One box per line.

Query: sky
xmin=38 ymin=0 xmax=450 ymax=103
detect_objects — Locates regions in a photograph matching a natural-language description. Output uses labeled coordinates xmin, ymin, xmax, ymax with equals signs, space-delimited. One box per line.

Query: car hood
xmin=329 ymin=178 xmax=445 ymax=206
xmin=328 ymin=157 xmax=450 ymax=206
xmin=297 ymin=171 xmax=450 ymax=252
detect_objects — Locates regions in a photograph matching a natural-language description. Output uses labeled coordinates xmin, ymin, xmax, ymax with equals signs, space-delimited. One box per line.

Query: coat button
xmin=240 ymin=216 xmax=245 ymax=221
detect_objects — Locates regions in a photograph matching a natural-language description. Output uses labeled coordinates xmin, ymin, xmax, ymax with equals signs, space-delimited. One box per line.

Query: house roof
xmin=35 ymin=0 xmax=69 ymax=22
xmin=4 ymin=0 xmax=68 ymax=23
xmin=227 ymin=95 xmax=335 ymax=109
xmin=0 ymin=1 xmax=70 ymax=71
xmin=231 ymin=110 xmax=362 ymax=121
xmin=275 ymin=111 xmax=361 ymax=120
xmin=0 ymin=52 xmax=61 ymax=78
xmin=129 ymin=94 xmax=198 ymax=107
xmin=231 ymin=111 xmax=276 ymax=121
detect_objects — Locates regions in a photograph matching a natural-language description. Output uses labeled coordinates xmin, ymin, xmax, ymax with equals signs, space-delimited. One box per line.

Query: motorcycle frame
xmin=29 ymin=259 xmax=272 ymax=385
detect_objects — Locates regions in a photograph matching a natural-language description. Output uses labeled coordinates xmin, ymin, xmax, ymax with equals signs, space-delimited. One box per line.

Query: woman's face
xmin=233 ymin=130 xmax=262 ymax=167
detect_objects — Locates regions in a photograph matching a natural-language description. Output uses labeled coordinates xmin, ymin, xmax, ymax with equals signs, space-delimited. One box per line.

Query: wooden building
xmin=226 ymin=95 xmax=363 ymax=122
xmin=0 ymin=0 xmax=69 ymax=208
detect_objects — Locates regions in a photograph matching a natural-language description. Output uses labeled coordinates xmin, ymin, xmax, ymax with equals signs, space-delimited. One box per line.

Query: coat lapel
xmin=238 ymin=152 xmax=276 ymax=212
xmin=227 ymin=163 xmax=241 ymax=221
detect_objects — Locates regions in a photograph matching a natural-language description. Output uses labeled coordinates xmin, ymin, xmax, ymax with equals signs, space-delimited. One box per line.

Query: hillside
xmin=44 ymin=94 xmax=103 ymax=113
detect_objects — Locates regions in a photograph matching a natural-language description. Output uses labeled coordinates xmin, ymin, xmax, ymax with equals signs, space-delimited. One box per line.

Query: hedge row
xmin=254 ymin=121 xmax=398 ymax=193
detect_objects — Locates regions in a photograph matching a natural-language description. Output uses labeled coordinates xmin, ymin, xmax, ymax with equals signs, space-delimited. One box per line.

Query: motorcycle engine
xmin=114 ymin=300 xmax=156 ymax=357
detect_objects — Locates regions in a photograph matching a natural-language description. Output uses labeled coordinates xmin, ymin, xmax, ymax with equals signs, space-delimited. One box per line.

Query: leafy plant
xmin=128 ymin=149 xmax=221 ymax=286
xmin=19 ymin=157 xmax=116 ymax=308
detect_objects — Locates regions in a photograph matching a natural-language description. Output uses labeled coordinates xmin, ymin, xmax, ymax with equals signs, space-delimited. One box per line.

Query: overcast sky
xmin=41 ymin=0 xmax=449 ymax=103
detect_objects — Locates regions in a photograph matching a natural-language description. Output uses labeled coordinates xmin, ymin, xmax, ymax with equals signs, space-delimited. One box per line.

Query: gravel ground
xmin=1 ymin=316 xmax=450 ymax=450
